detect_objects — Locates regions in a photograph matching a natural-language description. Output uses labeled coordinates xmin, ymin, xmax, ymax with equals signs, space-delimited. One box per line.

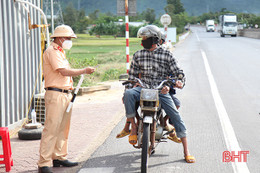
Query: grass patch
xmin=67 ymin=34 xmax=142 ymax=86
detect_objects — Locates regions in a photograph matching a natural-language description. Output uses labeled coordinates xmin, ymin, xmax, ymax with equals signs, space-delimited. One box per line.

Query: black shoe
xmin=38 ymin=166 xmax=53 ymax=173
xmin=53 ymin=159 xmax=79 ymax=167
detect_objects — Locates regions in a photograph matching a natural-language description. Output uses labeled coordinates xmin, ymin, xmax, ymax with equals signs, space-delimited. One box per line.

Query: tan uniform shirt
xmin=39 ymin=42 xmax=74 ymax=167
xmin=43 ymin=42 xmax=73 ymax=90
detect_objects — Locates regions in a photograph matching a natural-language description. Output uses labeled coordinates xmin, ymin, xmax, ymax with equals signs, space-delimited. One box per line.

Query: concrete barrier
xmin=179 ymin=31 xmax=190 ymax=41
xmin=78 ymin=85 xmax=111 ymax=95
xmin=238 ymin=29 xmax=260 ymax=39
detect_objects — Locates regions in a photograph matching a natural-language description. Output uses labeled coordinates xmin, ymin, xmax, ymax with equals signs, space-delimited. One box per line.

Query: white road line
xmin=200 ymin=49 xmax=250 ymax=173
xmin=196 ymin=32 xmax=200 ymax=42
xmin=78 ymin=167 xmax=115 ymax=173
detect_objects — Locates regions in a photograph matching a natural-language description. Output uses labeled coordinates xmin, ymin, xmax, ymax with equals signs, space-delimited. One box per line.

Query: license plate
xmin=143 ymin=116 xmax=153 ymax=124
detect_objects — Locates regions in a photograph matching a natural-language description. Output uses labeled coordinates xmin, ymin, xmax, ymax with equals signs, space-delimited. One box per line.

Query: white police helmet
xmin=51 ymin=25 xmax=77 ymax=38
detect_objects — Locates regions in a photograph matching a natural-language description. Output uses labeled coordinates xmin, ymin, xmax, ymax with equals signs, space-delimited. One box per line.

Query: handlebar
xmin=122 ymin=77 xmax=179 ymax=90
xmin=122 ymin=78 xmax=145 ymax=88
xmin=135 ymin=78 xmax=145 ymax=88
xmin=155 ymin=80 xmax=170 ymax=89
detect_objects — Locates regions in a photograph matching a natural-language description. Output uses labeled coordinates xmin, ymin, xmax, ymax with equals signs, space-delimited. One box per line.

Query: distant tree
xmin=237 ymin=13 xmax=257 ymax=26
xmin=254 ymin=16 xmax=260 ymax=27
xmin=129 ymin=12 xmax=147 ymax=22
xmin=141 ymin=8 xmax=156 ymax=24
xmin=95 ymin=13 xmax=118 ymax=24
xmin=63 ymin=4 xmax=90 ymax=33
xmin=88 ymin=10 xmax=100 ymax=21
xmin=89 ymin=22 xmax=141 ymax=37
xmin=89 ymin=23 xmax=118 ymax=36
xmin=75 ymin=9 xmax=90 ymax=33
xmin=220 ymin=8 xmax=227 ymax=13
xmin=171 ymin=12 xmax=190 ymax=34
xmin=165 ymin=0 xmax=185 ymax=15
xmin=164 ymin=0 xmax=187 ymax=34
xmin=164 ymin=4 xmax=175 ymax=15
xmin=63 ymin=3 xmax=78 ymax=31
xmin=189 ymin=16 xmax=199 ymax=24
xmin=199 ymin=12 xmax=218 ymax=23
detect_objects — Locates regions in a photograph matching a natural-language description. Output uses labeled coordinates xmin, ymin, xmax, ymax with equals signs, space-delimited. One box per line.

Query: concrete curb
xmin=78 ymin=85 xmax=111 ymax=95
xmin=170 ymin=31 xmax=191 ymax=53
xmin=238 ymin=28 xmax=260 ymax=39
xmin=178 ymin=31 xmax=191 ymax=41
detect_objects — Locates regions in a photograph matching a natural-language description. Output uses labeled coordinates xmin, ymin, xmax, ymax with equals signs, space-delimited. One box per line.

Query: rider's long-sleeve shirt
xmin=128 ymin=47 xmax=184 ymax=89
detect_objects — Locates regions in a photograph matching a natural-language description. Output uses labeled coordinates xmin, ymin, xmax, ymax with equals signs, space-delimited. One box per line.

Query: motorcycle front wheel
xmin=141 ymin=122 xmax=150 ymax=173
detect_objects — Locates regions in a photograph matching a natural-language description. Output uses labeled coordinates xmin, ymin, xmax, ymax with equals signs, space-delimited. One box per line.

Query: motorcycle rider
xmin=118 ymin=25 xmax=195 ymax=163
xmin=159 ymin=31 xmax=182 ymax=143
xmin=117 ymin=31 xmax=181 ymax=143
xmin=159 ymin=31 xmax=166 ymax=47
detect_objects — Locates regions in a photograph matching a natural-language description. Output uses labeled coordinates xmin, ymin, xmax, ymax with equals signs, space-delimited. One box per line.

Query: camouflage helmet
xmin=137 ymin=25 xmax=161 ymax=40
xmin=160 ymin=31 xmax=166 ymax=45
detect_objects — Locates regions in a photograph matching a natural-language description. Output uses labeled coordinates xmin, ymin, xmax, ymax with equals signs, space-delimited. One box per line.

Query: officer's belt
xmin=45 ymin=87 xmax=71 ymax=93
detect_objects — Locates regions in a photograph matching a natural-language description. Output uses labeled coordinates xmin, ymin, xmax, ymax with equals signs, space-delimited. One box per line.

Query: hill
xmin=59 ymin=0 xmax=260 ymax=16
xmin=182 ymin=0 xmax=260 ymax=16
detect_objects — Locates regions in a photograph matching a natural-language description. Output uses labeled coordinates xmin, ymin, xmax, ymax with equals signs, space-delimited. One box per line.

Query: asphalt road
xmin=77 ymin=26 xmax=260 ymax=173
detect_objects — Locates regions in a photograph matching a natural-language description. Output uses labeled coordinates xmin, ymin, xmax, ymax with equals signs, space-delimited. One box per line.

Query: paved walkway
xmin=0 ymin=81 xmax=125 ymax=173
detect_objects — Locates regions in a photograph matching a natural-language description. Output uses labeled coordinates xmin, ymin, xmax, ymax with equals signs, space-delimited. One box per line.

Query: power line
xmin=43 ymin=0 xmax=64 ymax=27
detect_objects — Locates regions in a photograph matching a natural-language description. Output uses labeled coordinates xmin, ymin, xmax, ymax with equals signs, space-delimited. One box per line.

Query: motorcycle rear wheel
xmin=141 ymin=123 xmax=150 ymax=173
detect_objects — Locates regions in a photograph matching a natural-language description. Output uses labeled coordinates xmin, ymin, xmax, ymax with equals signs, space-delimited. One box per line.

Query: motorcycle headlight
xmin=140 ymin=89 xmax=158 ymax=101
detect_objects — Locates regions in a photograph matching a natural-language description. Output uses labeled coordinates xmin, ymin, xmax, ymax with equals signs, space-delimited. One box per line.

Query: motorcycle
xmin=122 ymin=75 xmax=184 ymax=173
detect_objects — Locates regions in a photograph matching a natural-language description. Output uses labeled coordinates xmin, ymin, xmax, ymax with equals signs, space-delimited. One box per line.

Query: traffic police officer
xmin=38 ymin=25 xmax=95 ymax=173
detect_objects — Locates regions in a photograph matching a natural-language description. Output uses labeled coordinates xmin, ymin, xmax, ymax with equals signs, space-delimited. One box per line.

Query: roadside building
xmin=0 ymin=0 xmax=43 ymax=130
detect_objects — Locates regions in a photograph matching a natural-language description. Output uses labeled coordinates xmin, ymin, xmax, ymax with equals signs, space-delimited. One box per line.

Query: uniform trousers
xmin=38 ymin=90 xmax=72 ymax=167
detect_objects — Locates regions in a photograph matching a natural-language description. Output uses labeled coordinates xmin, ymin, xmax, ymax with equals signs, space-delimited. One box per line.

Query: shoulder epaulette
xmin=53 ymin=45 xmax=64 ymax=53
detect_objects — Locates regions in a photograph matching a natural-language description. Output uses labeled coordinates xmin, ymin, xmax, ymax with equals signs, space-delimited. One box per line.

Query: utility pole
xmin=51 ymin=0 xmax=54 ymax=34
xmin=117 ymin=0 xmax=136 ymax=77
xmin=125 ymin=0 xmax=130 ymax=73
xmin=44 ymin=0 xmax=64 ymax=27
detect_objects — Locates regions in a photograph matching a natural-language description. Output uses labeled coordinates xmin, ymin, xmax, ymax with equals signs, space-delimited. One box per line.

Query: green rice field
xmin=66 ymin=34 xmax=143 ymax=86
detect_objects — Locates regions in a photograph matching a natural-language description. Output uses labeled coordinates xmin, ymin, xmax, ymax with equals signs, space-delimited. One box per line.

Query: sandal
xmin=129 ymin=135 xmax=137 ymax=145
xmin=167 ymin=135 xmax=182 ymax=143
xmin=185 ymin=155 xmax=196 ymax=163
xmin=167 ymin=129 xmax=181 ymax=143
xmin=116 ymin=129 xmax=130 ymax=138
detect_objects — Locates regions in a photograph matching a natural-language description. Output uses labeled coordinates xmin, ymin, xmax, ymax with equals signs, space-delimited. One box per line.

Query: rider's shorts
xmin=170 ymin=94 xmax=181 ymax=107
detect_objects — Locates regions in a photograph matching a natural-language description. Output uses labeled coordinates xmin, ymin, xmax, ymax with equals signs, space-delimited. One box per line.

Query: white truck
xmin=219 ymin=14 xmax=238 ymax=37
xmin=206 ymin=20 xmax=215 ymax=32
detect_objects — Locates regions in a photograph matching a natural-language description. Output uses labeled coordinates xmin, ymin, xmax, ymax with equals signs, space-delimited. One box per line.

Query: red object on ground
xmin=0 ymin=127 xmax=13 ymax=172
